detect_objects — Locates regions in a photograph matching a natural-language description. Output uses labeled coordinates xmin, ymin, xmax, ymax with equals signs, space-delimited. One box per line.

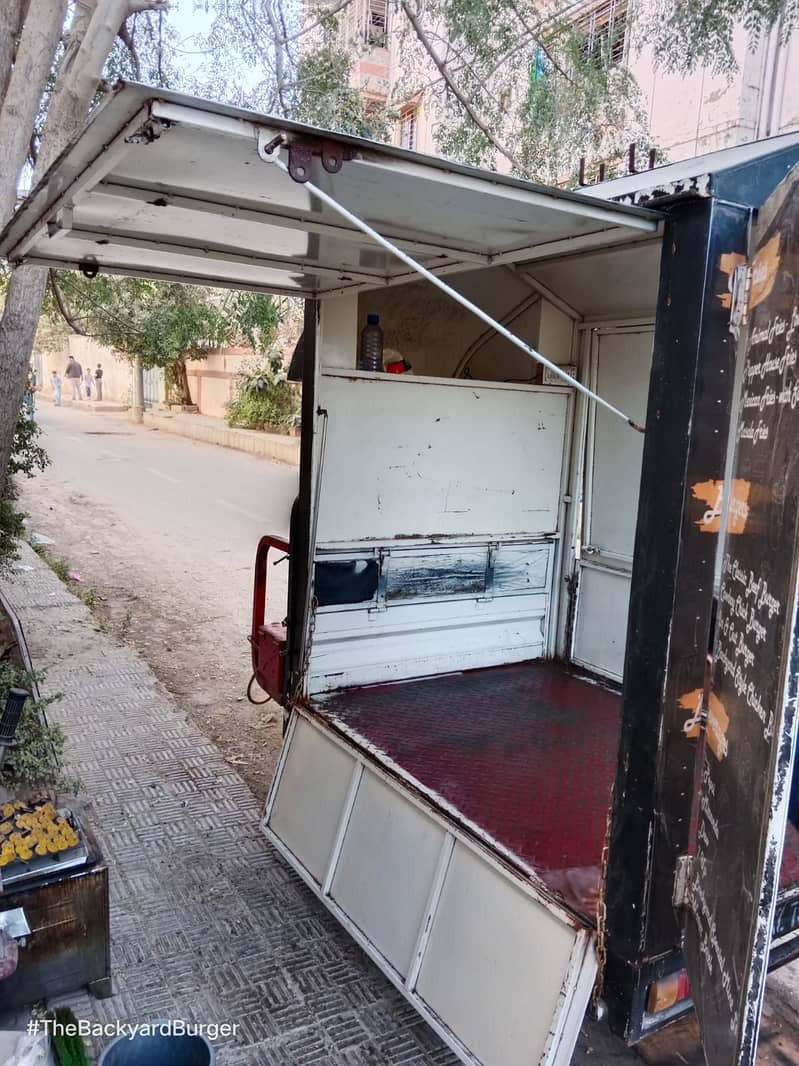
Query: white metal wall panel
xmin=315 ymin=371 xmax=569 ymax=543
xmin=264 ymin=711 xmax=596 ymax=1066
xmin=330 ymin=772 xmax=447 ymax=977
xmin=416 ymin=841 xmax=583 ymax=1066
xmin=268 ymin=717 xmax=357 ymax=883
xmin=571 ymin=566 xmax=630 ymax=682
xmin=309 ymin=591 xmax=548 ymax=692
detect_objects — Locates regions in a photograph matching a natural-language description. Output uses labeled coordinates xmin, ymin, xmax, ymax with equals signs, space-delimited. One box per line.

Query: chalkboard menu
xmin=685 ymin=168 xmax=799 ymax=1065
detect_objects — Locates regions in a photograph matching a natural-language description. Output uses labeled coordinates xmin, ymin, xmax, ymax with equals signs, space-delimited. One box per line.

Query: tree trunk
xmin=0 ymin=266 xmax=48 ymax=484
xmin=0 ymin=0 xmax=67 ymax=225
xmin=165 ymin=360 xmax=193 ymax=406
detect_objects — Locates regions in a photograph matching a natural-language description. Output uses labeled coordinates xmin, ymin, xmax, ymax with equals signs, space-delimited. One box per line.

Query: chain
xmin=290 ymin=595 xmax=317 ymax=710
xmin=592 ymin=784 xmax=615 ymax=1016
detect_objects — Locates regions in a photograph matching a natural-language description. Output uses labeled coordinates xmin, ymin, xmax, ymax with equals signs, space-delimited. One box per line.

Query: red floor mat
xmin=315 ymin=660 xmax=799 ymax=916
xmin=317 ymin=661 xmax=622 ymax=915
xmin=781 ymin=820 xmax=799 ymax=890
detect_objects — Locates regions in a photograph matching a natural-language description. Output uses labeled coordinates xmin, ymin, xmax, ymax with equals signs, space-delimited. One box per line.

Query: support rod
xmin=260 ymin=139 xmax=646 ymax=433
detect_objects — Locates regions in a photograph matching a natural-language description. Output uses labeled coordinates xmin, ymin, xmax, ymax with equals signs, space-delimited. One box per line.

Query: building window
xmin=366 ymin=0 xmax=388 ymax=46
xmin=574 ymin=0 xmax=628 ymax=68
xmin=399 ymin=107 xmax=418 ymax=151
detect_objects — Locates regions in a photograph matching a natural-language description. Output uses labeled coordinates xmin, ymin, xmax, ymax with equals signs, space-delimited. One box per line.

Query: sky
xmin=162 ymin=0 xmax=216 ymax=79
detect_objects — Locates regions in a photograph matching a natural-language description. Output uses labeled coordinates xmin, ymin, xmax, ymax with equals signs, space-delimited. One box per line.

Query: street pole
xmin=131 ymin=354 xmax=144 ymax=424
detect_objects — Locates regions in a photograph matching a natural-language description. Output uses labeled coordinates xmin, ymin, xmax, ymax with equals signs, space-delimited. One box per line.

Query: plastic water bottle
xmin=359 ymin=314 xmax=384 ymax=372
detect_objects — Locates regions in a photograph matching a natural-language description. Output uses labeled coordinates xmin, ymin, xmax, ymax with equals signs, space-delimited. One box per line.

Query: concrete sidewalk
xmin=0 ymin=544 xmax=458 ymax=1064
xmin=143 ymin=408 xmax=300 ymax=466
xmin=40 ymin=394 xmax=129 ymax=414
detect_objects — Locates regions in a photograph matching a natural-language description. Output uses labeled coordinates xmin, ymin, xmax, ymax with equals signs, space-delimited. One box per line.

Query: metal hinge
xmin=673 ymin=854 xmax=694 ymax=909
xmin=257 ymin=128 xmax=356 ymax=183
xmin=730 ymin=263 xmax=753 ymax=336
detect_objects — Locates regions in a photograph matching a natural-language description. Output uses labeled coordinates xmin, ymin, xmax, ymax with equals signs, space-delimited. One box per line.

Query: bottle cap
xmin=367 ymin=314 xmax=380 ymax=324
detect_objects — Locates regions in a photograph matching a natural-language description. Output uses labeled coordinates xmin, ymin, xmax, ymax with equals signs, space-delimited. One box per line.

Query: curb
xmin=142 ymin=411 xmax=300 ymax=466
xmin=40 ymin=395 xmax=129 ymax=413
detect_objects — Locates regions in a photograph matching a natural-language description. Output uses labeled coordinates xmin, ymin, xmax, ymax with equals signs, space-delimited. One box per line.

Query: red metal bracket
xmin=286 ymin=139 xmax=357 ymax=183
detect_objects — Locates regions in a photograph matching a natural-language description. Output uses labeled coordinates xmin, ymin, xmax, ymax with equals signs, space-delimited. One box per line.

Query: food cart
xmin=2 ymin=82 xmax=799 ymax=1066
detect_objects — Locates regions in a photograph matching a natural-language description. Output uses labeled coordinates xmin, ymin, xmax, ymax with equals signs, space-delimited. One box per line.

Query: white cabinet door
xmin=571 ymin=328 xmax=653 ymax=681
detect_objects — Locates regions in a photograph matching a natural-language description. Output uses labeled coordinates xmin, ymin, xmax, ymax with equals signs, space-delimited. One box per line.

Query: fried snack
xmin=0 ymin=800 xmax=79 ymax=865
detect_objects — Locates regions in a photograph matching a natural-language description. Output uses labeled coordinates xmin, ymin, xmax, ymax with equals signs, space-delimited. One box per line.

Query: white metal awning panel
xmin=0 ymin=83 xmax=661 ymax=297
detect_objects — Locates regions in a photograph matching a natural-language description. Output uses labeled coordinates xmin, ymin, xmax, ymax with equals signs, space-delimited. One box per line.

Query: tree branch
xmin=36 ymin=0 xmax=167 ymax=179
xmin=399 ymin=0 xmax=525 ymax=172
xmin=126 ymin=0 xmax=168 ymax=14
xmin=117 ymin=17 xmax=141 ymax=79
xmin=263 ymin=0 xmax=289 ymax=115
xmin=286 ymin=0 xmax=355 ymax=44
xmin=48 ymin=271 xmax=87 ymax=335
xmin=504 ymin=0 xmax=574 ymax=83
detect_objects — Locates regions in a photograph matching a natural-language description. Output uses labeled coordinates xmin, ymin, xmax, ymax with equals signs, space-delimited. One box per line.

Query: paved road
xmin=19 ymin=403 xmax=299 ymax=800
xmin=30 ymin=403 xmax=298 ymax=586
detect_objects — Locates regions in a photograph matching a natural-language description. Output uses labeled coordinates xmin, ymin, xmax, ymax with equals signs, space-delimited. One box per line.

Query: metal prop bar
xmin=259 ymin=137 xmax=646 ymax=434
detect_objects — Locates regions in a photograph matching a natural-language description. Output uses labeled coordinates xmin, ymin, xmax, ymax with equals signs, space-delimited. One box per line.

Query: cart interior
xmin=267 ymin=235 xmax=673 ymax=1066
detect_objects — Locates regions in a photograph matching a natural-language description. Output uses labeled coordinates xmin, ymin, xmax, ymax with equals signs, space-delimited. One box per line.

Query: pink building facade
xmin=339 ymin=0 xmax=799 ymax=174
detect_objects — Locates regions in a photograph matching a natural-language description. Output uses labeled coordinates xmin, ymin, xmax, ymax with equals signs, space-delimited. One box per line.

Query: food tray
xmin=0 ymin=805 xmax=89 ymax=887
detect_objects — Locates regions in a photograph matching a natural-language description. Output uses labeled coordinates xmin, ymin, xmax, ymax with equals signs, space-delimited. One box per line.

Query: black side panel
xmin=285 ymin=300 xmax=317 ymax=698
xmin=713 ymin=146 xmax=799 ymax=209
xmin=605 ymin=198 xmax=750 ymax=1038
xmin=684 ymin=167 xmax=799 ymax=1066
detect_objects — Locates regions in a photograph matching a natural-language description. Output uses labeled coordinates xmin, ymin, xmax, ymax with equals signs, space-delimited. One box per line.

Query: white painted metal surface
xmin=0 ymin=84 xmax=660 ymax=300
xmin=571 ymin=328 xmax=653 ymax=679
xmin=416 ymin=844 xmax=585 ymax=1066
xmin=309 ymin=582 xmax=551 ymax=692
xmin=306 ymin=369 xmax=569 ymax=689
xmin=268 ymin=714 xmax=356 ymax=883
xmin=316 ymin=371 xmax=569 ymax=542
xmin=263 ymin=709 xmax=597 ymax=1066
xmin=523 ymin=241 xmax=662 ymax=320
xmin=330 ymin=771 xmax=447 ymax=977
xmin=584 ymin=129 xmax=799 ymax=206
xmin=571 ymin=565 xmax=633 ymax=683
xmin=261 ymin=142 xmax=644 ymax=424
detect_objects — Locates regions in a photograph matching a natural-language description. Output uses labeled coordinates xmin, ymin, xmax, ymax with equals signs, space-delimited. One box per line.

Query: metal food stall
xmin=3 ymin=83 xmax=799 ymax=1066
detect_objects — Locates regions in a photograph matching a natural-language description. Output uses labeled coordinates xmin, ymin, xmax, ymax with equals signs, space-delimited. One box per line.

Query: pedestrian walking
xmin=84 ymin=365 xmax=93 ymax=399
xmin=65 ymin=355 xmax=83 ymax=400
xmin=51 ymin=370 xmax=62 ymax=407
xmin=94 ymin=363 xmax=104 ymax=402
xmin=23 ymin=369 xmax=37 ymax=420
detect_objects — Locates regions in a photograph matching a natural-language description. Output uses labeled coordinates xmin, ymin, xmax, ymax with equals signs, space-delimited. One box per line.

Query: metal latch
xmin=730 ymin=263 xmax=752 ymax=336
xmin=673 ymin=855 xmax=694 ymax=909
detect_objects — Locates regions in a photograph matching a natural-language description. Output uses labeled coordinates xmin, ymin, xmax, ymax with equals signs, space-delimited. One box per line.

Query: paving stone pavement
xmin=1 ymin=544 xmax=637 ymax=1065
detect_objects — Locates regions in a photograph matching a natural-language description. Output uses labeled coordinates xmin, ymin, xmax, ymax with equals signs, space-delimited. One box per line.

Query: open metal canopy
xmin=0 ymin=83 xmax=660 ymax=298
